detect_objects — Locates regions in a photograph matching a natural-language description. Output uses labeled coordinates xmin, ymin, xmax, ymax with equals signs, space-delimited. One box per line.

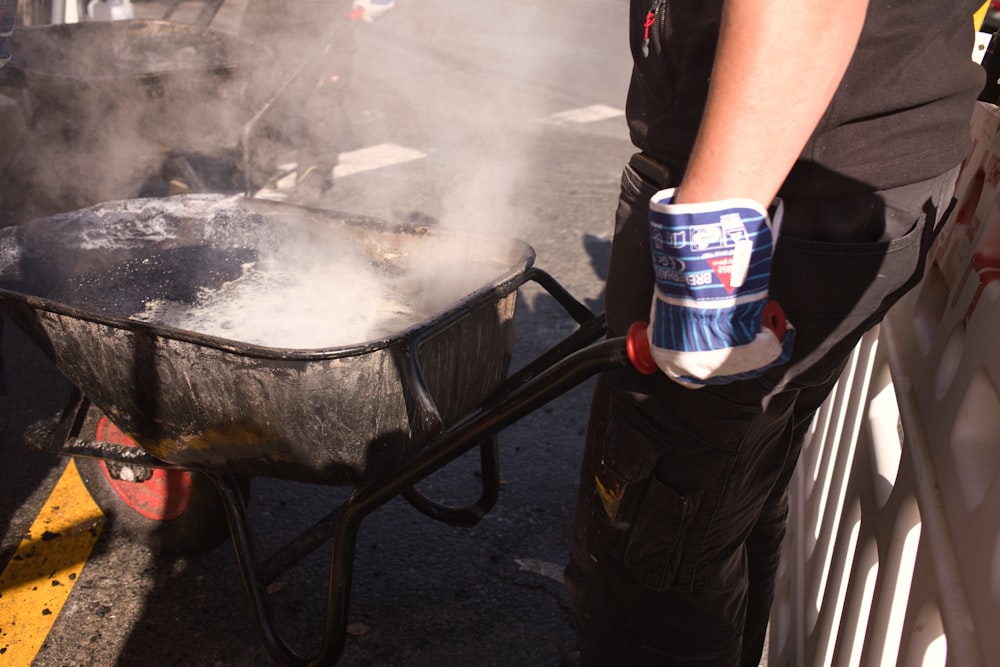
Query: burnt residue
xmin=59 ymin=246 xmax=257 ymax=317
xmin=0 ymin=197 xmax=268 ymax=317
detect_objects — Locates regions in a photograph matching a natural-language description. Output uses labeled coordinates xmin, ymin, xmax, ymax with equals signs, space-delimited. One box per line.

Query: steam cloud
xmin=3 ymin=0 xmax=555 ymax=347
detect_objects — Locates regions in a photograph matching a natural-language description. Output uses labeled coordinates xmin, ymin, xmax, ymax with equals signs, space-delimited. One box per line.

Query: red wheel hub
xmin=95 ymin=417 xmax=193 ymax=521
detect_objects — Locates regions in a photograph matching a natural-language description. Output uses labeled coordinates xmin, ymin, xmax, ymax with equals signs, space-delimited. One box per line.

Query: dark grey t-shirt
xmin=627 ymin=0 xmax=985 ymax=194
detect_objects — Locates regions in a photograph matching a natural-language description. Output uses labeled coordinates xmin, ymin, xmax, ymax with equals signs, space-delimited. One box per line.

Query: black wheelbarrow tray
xmin=0 ymin=194 xmax=652 ymax=666
xmin=0 ymin=19 xmax=265 ymax=153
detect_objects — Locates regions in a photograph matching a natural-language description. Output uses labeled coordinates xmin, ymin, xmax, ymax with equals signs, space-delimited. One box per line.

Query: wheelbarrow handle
xmin=213 ymin=319 xmax=659 ymax=667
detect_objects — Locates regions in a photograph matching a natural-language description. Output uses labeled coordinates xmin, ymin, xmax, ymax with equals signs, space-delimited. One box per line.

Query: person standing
xmin=564 ymin=1 xmax=984 ymax=665
xmin=238 ymin=0 xmax=394 ymax=201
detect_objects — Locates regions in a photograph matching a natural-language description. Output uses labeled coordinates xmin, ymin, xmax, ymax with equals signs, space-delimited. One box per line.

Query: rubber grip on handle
xmin=761 ymin=300 xmax=787 ymax=341
xmin=626 ymin=321 xmax=658 ymax=375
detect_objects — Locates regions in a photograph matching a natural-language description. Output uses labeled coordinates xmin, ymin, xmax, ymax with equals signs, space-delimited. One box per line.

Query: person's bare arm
xmin=674 ymin=0 xmax=870 ymax=206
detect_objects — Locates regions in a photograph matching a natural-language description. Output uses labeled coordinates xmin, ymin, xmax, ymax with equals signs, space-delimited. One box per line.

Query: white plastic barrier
xmin=769 ymin=101 xmax=1000 ymax=666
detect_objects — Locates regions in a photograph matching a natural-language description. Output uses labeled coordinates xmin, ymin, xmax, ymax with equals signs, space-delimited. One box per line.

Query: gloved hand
xmin=351 ymin=0 xmax=395 ymax=23
xmin=646 ymin=188 xmax=794 ymax=388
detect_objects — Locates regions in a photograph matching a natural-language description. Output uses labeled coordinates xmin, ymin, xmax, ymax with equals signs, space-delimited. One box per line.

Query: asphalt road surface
xmin=0 ymin=1 xmax=642 ymax=665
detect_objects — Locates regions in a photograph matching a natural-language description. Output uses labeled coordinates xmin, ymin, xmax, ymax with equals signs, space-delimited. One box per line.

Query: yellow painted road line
xmin=976 ymin=2 xmax=990 ymax=32
xmin=0 ymin=460 xmax=104 ymax=663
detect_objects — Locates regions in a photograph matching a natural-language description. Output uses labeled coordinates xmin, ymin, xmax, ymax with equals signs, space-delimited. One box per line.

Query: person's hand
xmin=351 ymin=0 xmax=395 ymax=23
xmin=645 ymin=188 xmax=794 ymax=388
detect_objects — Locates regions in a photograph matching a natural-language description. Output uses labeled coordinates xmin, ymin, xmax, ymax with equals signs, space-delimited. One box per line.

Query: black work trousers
xmin=565 ymin=160 xmax=960 ymax=666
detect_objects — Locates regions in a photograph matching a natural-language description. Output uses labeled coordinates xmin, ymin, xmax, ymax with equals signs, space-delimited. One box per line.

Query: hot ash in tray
xmin=0 ymin=195 xmax=513 ymax=351
xmin=131 ymin=246 xmax=421 ymax=349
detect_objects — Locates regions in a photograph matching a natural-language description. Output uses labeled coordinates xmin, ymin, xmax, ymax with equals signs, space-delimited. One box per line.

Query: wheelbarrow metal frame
xmin=26 ymin=267 xmax=632 ymax=666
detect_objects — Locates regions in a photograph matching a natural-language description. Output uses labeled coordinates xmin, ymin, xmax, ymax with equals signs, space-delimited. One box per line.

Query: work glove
xmin=351 ymin=0 xmax=395 ymax=23
xmin=646 ymin=189 xmax=794 ymax=388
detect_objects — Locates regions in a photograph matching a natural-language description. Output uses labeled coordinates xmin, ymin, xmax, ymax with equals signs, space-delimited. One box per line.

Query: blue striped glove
xmin=646 ymin=189 xmax=794 ymax=388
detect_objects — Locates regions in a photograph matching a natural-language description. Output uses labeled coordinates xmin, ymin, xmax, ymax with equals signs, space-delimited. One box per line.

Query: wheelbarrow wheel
xmin=74 ymin=415 xmax=250 ymax=557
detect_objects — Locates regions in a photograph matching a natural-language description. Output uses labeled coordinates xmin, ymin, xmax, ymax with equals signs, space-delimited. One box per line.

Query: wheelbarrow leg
xmin=202 ymin=334 xmax=637 ymax=666
xmin=209 ymin=472 xmax=361 ymax=666
xmin=401 ymin=435 xmax=501 ymax=527
xmin=209 ymin=473 xmax=304 ymax=665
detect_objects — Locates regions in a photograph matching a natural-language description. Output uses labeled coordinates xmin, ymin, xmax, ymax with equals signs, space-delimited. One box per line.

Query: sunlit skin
xmin=674 ymin=0 xmax=870 ymax=207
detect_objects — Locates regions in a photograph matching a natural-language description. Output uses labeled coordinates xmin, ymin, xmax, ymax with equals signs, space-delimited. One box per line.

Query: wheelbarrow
xmin=0 ymin=15 xmax=359 ymax=224
xmin=0 ymin=193 xmax=655 ymax=665
xmin=0 ymin=18 xmax=269 ymax=223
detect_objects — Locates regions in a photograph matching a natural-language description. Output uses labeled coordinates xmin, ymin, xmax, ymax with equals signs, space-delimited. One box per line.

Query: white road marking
xmin=514 ymin=558 xmax=564 ymax=584
xmin=334 ymin=142 xmax=427 ymax=178
xmin=254 ymin=143 xmax=427 ymax=200
xmin=542 ymin=104 xmax=625 ymax=125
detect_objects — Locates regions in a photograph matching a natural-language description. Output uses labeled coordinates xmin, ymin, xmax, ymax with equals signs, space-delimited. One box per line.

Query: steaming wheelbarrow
xmin=0 ymin=18 xmax=262 ymax=149
xmin=0 ymin=194 xmax=653 ymax=665
xmin=0 ymin=16 xmax=353 ymax=224
xmin=0 ymin=18 xmax=269 ymax=223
